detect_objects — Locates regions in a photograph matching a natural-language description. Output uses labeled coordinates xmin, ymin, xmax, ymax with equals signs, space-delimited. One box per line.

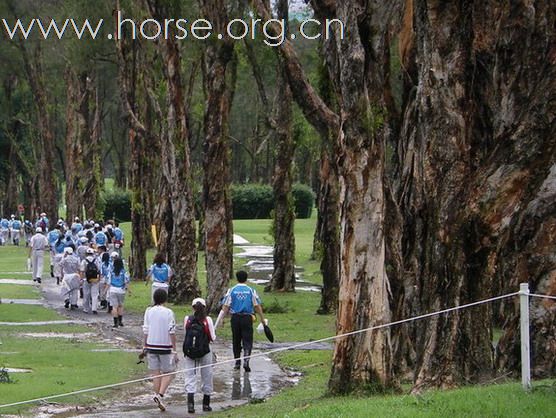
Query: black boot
xmin=112 ymin=317 xmax=119 ymax=328
xmin=50 ymin=265 xmax=54 ymax=278
xmin=118 ymin=315 xmax=123 ymax=327
xmin=187 ymin=393 xmax=195 ymax=413
xmin=234 ymin=360 xmax=241 ymax=370
xmin=202 ymin=394 xmax=212 ymax=412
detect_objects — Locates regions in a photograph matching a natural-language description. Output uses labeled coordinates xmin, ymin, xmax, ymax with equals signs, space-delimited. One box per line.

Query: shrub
xmin=292 ymin=183 xmax=315 ymax=219
xmin=231 ymin=184 xmax=274 ymax=219
xmin=102 ymin=188 xmax=132 ymax=222
xmin=231 ymin=183 xmax=315 ymax=220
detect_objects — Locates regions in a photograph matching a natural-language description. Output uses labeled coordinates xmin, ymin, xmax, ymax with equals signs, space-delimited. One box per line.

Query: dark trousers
xmin=231 ymin=314 xmax=253 ymax=362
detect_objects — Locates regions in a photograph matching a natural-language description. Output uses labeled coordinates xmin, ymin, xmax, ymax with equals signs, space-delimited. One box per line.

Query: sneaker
xmin=92 ymin=311 xmax=98 ymax=315
xmin=36 ymin=278 xmax=41 ymax=284
xmin=154 ymin=395 xmax=166 ymax=412
xmin=83 ymin=309 xmax=90 ymax=314
xmin=71 ymin=304 xmax=78 ymax=310
xmin=243 ymin=364 xmax=251 ymax=373
xmin=112 ymin=323 xmax=119 ymax=328
xmin=64 ymin=300 xmax=70 ymax=309
xmin=233 ymin=361 xmax=241 ymax=371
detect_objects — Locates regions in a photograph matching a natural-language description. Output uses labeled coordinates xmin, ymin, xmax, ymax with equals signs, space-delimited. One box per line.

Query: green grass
xmin=0 ymin=305 xmax=64 ymax=323
xmin=0 ymin=284 xmax=40 ymax=299
xmin=0 ymin=333 xmax=139 ymax=415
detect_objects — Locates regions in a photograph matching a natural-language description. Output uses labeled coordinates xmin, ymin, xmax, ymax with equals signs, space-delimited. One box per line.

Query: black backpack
xmin=85 ymin=259 xmax=100 ymax=282
xmin=183 ymin=317 xmax=210 ymax=359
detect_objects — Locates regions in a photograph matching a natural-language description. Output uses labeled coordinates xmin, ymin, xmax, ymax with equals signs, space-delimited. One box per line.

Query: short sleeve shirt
xmin=222 ymin=284 xmax=261 ymax=314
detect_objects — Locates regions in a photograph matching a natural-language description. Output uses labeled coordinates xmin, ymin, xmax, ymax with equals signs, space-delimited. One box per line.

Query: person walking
xmin=10 ymin=215 xmax=22 ymax=246
xmin=81 ymin=248 xmax=101 ymax=314
xmin=29 ymin=227 xmax=48 ymax=283
xmin=0 ymin=217 xmax=9 ymax=245
xmin=60 ymin=246 xmax=81 ymax=309
xmin=183 ymin=297 xmax=216 ymax=413
xmin=146 ymin=254 xmax=173 ymax=303
xmin=142 ymin=288 xmax=177 ymax=412
xmin=215 ymin=270 xmax=265 ymax=372
xmin=109 ymin=253 xmax=129 ymax=328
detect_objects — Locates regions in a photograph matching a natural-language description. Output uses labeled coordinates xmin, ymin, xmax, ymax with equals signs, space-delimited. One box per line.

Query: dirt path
xmin=22 ymin=278 xmax=292 ymax=417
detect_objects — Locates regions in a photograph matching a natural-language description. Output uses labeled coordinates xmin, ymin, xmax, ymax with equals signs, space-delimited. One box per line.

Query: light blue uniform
xmin=223 ymin=284 xmax=261 ymax=315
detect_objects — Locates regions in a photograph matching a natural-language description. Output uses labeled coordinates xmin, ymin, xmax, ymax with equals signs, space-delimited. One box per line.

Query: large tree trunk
xmin=199 ymin=0 xmax=236 ymax=312
xmin=147 ymin=0 xmax=200 ymax=303
xmin=269 ymin=0 xmax=296 ymax=293
xmin=83 ymin=84 xmax=102 ymax=220
xmin=63 ymin=68 xmax=84 ymax=222
xmin=20 ymin=44 xmax=58 ymax=219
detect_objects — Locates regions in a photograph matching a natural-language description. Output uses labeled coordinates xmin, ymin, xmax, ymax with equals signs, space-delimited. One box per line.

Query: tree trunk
xmin=63 ymin=68 xmax=84 ymax=223
xmin=199 ymin=0 xmax=236 ymax=312
xmin=19 ymin=43 xmax=58 ymax=219
xmin=146 ymin=0 xmax=200 ymax=303
xmin=269 ymin=0 xmax=296 ymax=293
xmin=83 ymin=84 xmax=102 ymax=220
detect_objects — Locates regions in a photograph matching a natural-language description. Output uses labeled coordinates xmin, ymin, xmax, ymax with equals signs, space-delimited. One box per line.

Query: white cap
xmin=35 ymin=227 xmax=42 ymax=233
xmin=11 ymin=214 xmax=15 ymax=218
xmin=64 ymin=247 xmax=73 ymax=254
xmin=94 ymin=223 xmax=100 ymax=228
xmin=106 ymin=224 xmax=113 ymax=229
xmin=110 ymin=252 xmax=120 ymax=258
xmin=86 ymin=248 xmax=95 ymax=254
xmin=192 ymin=297 xmax=206 ymax=307
xmin=40 ymin=212 xmax=46 ymax=217
xmin=80 ymin=237 xmax=88 ymax=243
xmin=74 ymin=217 xmax=80 ymax=221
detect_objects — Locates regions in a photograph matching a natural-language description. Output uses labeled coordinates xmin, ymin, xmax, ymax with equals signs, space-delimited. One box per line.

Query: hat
xmin=80 ymin=237 xmax=88 ymax=243
xmin=86 ymin=248 xmax=95 ymax=254
xmin=10 ymin=214 xmax=15 ymax=218
xmin=74 ymin=217 xmax=80 ymax=221
xmin=35 ymin=227 xmax=42 ymax=233
xmin=106 ymin=224 xmax=113 ymax=229
xmin=40 ymin=212 xmax=46 ymax=217
xmin=110 ymin=251 xmax=120 ymax=258
xmin=94 ymin=223 xmax=100 ymax=228
xmin=64 ymin=247 xmax=74 ymax=254
xmin=192 ymin=297 xmax=206 ymax=307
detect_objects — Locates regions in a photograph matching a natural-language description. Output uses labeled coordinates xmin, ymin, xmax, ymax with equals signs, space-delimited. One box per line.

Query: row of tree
xmin=0 ymin=0 xmax=554 ymax=394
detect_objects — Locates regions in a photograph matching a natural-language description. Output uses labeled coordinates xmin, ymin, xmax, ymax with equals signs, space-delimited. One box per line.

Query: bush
xmin=102 ymin=188 xmax=132 ymax=222
xmin=292 ymin=183 xmax=315 ymax=219
xmin=231 ymin=183 xmax=315 ymax=220
xmin=231 ymin=184 xmax=274 ymax=219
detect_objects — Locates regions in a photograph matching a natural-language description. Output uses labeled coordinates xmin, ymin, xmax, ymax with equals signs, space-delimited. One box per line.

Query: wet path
xmin=25 ymin=273 xmax=292 ymax=417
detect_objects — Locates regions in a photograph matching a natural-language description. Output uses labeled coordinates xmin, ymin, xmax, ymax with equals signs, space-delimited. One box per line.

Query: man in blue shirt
xmin=215 ymin=270 xmax=266 ymax=372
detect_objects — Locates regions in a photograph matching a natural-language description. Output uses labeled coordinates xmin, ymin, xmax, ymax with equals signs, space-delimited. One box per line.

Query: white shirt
xmin=143 ymin=305 xmax=176 ymax=351
xmin=30 ymin=233 xmax=48 ymax=251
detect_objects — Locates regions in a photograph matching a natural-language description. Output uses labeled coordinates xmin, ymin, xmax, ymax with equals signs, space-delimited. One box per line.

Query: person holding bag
xmin=183 ymin=297 xmax=216 ymax=414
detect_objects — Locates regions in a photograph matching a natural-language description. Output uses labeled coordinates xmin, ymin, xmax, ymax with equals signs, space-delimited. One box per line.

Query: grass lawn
xmin=0 ymin=284 xmax=40 ymax=299
xmin=0 ymin=304 xmax=64 ymax=322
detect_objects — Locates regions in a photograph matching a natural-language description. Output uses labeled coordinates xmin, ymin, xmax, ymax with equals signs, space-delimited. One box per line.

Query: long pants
xmin=31 ymin=250 xmax=45 ymax=280
xmin=1 ymin=229 xmax=8 ymax=245
xmin=184 ymin=352 xmax=214 ymax=395
xmin=12 ymin=230 xmax=20 ymax=245
xmin=53 ymin=254 xmax=63 ymax=279
xmin=231 ymin=314 xmax=254 ymax=363
xmin=83 ymin=281 xmax=100 ymax=312
xmin=61 ymin=273 xmax=81 ymax=305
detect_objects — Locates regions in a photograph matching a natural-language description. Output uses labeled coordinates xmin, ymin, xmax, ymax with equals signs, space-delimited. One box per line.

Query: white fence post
xmin=519 ymin=282 xmax=531 ymax=391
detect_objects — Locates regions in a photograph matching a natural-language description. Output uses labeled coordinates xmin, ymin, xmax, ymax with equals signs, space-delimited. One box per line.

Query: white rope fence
xmin=1 ymin=286 xmax=554 ymax=410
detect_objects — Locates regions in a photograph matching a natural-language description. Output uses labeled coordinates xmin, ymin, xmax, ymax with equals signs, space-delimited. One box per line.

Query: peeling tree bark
xmin=269 ymin=0 xmax=296 ymax=293
xmin=199 ymin=0 xmax=236 ymax=312
xmin=146 ymin=0 xmax=200 ymax=303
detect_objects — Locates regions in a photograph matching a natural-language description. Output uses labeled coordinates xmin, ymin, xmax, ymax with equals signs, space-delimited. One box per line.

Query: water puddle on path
xmin=0 ymin=279 xmax=35 ymax=285
xmin=0 ymin=298 xmax=43 ymax=305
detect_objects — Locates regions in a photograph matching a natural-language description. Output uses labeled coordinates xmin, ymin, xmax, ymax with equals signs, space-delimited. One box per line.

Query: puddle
xmin=2 ymin=367 xmax=32 ymax=373
xmin=233 ymin=234 xmax=250 ymax=245
xmin=1 ymin=298 xmax=43 ymax=305
xmin=235 ymin=245 xmax=274 ymax=259
xmin=0 ymin=279 xmax=36 ymax=285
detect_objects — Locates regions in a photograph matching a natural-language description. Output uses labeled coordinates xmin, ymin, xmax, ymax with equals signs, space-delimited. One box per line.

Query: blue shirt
xmin=149 ymin=263 xmax=172 ymax=283
xmin=110 ymin=269 xmax=129 ymax=289
xmin=11 ymin=220 xmax=21 ymax=230
xmin=113 ymin=228 xmax=124 ymax=241
xmin=95 ymin=231 xmax=107 ymax=246
xmin=223 ymin=284 xmax=261 ymax=315
xmin=0 ymin=219 xmax=9 ymax=229
xmin=47 ymin=230 xmax=61 ymax=245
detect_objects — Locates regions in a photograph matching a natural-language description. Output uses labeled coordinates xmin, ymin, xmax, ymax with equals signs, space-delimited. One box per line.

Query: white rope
xmin=0 ymin=291 xmax=519 ymax=410
xmin=529 ymin=293 xmax=556 ymax=301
